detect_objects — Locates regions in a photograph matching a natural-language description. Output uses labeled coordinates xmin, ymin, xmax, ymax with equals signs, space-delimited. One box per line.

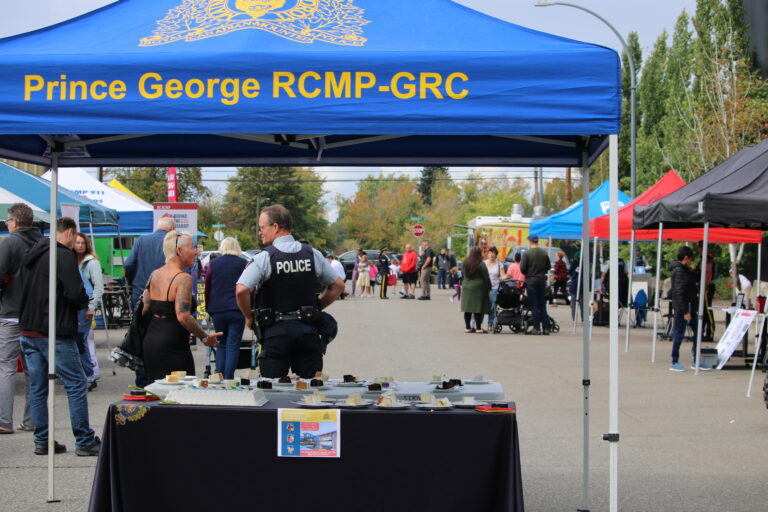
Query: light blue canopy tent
xmin=0 ymin=1 xmax=623 ymax=507
xmin=0 ymin=161 xmax=118 ymax=227
xmin=530 ymin=180 xmax=631 ymax=239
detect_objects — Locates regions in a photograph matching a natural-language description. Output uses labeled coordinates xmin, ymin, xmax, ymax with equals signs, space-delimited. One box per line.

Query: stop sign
xmin=412 ymin=224 xmax=425 ymax=237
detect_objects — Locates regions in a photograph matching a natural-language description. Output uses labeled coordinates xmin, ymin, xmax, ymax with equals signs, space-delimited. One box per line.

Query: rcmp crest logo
xmin=140 ymin=0 xmax=369 ymax=47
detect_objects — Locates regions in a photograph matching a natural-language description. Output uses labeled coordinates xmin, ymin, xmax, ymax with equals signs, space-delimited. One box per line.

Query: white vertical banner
xmin=716 ymin=309 xmax=757 ymax=369
xmin=153 ymin=202 xmax=198 ymax=237
xmin=60 ymin=203 xmax=80 ymax=231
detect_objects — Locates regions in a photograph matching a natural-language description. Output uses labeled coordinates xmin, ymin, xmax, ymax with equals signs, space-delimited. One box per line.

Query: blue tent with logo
xmin=529 ymin=180 xmax=630 ymax=239
xmin=0 ymin=0 xmax=619 ymax=167
xmin=0 ymin=1 xmax=623 ymax=507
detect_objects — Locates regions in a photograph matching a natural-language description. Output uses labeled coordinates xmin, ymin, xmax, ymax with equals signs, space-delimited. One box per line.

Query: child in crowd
xmin=356 ymin=254 xmax=371 ymax=297
xmin=389 ymin=259 xmax=400 ymax=295
xmin=369 ymin=263 xmax=378 ymax=296
xmin=449 ymin=266 xmax=462 ymax=303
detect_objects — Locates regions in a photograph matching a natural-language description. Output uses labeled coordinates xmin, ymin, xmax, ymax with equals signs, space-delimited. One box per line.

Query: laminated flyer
xmin=716 ymin=309 xmax=757 ymax=369
xmin=277 ymin=409 xmax=340 ymax=458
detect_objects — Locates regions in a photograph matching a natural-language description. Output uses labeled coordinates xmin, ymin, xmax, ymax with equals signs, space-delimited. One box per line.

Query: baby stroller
xmin=492 ymin=280 xmax=527 ymax=334
xmin=492 ymin=280 xmax=561 ymax=334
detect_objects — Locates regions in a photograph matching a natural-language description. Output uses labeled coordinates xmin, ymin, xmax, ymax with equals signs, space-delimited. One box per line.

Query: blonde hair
xmin=163 ymin=230 xmax=193 ymax=262
xmin=218 ymin=236 xmax=242 ymax=256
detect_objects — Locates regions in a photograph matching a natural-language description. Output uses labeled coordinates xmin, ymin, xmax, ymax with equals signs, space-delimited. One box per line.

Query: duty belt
xmin=274 ymin=311 xmax=301 ymax=322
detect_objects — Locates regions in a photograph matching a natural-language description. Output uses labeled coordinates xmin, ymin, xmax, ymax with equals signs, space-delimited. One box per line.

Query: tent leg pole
xmin=757 ymin=242 xmax=762 ymax=302
xmin=579 ymin=145 xmax=591 ymax=512
xmin=747 ymin=314 xmax=765 ymax=397
xmin=47 ymin=150 xmax=60 ymax=503
xmin=694 ymin=224 xmax=710 ymax=376
xmin=573 ymin=249 xmax=583 ymax=334
xmin=607 ymin=133 xmax=620 ymax=512
xmin=590 ymin=236 xmax=598 ymax=327
xmin=652 ymin=223 xmax=664 ymax=362
xmin=625 ymin=230 xmax=636 ymax=352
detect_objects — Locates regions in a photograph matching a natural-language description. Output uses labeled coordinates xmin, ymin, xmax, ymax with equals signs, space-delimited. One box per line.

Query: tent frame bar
xmin=497 ymin=135 xmax=579 ymax=148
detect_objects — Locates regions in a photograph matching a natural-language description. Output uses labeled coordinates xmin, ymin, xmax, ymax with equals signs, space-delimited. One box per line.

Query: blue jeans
xmin=487 ymin=288 xmax=499 ymax=327
xmin=672 ymin=309 xmax=698 ymax=364
xmin=76 ymin=327 xmax=94 ymax=382
xmin=20 ymin=336 xmax=95 ymax=450
xmin=437 ymin=269 xmax=447 ymax=289
xmin=526 ymin=282 xmax=549 ymax=331
xmin=211 ymin=310 xmax=246 ymax=379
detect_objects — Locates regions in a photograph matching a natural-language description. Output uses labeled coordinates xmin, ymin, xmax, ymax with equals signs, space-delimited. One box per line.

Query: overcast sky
xmin=1 ymin=0 xmax=698 ymax=220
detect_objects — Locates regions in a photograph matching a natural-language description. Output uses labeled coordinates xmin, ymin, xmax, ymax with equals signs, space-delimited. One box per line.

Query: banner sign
xmin=277 ymin=408 xmax=340 ymax=458
xmin=716 ymin=309 xmax=757 ymax=369
xmin=153 ymin=202 xmax=197 ymax=238
xmin=167 ymin=167 xmax=178 ymax=203
xmin=195 ymin=280 xmax=206 ymax=322
xmin=60 ymin=203 xmax=80 ymax=232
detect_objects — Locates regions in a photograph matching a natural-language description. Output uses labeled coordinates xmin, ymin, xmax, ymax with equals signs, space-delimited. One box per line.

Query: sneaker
xmin=541 ymin=329 xmax=550 ymax=336
xmin=526 ymin=329 xmax=542 ymax=336
xmin=400 ymin=294 xmax=409 ymax=299
xmin=669 ymin=362 xmax=687 ymax=372
xmin=450 ymin=297 xmax=454 ymax=303
xmin=691 ymin=362 xmax=712 ymax=371
xmin=417 ymin=296 xmax=430 ymax=300
xmin=87 ymin=380 xmax=98 ymax=392
xmin=408 ymin=294 xmax=416 ymax=299
xmin=34 ymin=441 xmax=67 ymax=455
xmin=76 ymin=436 xmax=101 ymax=457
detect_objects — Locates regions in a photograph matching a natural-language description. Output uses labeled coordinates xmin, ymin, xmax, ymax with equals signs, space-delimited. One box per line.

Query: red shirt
xmin=400 ymin=250 xmax=418 ymax=273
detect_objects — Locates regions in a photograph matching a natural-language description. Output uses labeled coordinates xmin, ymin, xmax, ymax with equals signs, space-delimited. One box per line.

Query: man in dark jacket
xmin=19 ymin=217 xmax=100 ymax=456
xmin=668 ymin=246 xmax=708 ymax=371
xmin=0 ymin=203 xmax=41 ymax=434
xmin=520 ymin=235 xmax=551 ymax=335
xmin=378 ymin=247 xmax=390 ymax=299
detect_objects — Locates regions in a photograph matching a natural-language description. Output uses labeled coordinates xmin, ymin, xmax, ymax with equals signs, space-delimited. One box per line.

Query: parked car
xmin=338 ymin=249 xmax=391 ymax=284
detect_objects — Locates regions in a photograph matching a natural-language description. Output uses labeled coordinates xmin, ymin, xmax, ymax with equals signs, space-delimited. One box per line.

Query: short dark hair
xmin=488 ymin=246 xmax=498 ymax=255
xmin=261 ymin=204 xmax=292 ymax=231
xmin=677 ymin=246 xmax=694 ymax=262
xmin=8 ymin=203 xmax=33 ymax=227
xmin=514 ymin=253 xmax=521 ymax=263
xmin=56 ymin=217 xmax=77 ymax=233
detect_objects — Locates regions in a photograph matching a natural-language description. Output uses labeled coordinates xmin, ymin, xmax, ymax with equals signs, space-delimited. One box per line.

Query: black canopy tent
xmin=633 ymin=139 xmax=768 ymax=379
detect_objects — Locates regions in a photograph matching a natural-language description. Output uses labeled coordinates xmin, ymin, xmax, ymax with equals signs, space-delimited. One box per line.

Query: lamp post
xmin=256 ymin=196 xmax=271 ymax=214
xmin=535 ymin=1 xmax=637 ymax=199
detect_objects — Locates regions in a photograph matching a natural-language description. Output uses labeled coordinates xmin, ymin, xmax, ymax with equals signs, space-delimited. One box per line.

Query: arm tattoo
xmin=175 ymin=276 xmax=206 ymax=339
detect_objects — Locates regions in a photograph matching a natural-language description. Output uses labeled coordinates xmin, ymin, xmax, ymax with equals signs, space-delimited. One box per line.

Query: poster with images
xmin=153 ymin=202 xmax=198 ymax=240
xmin=716 ymin=309 xmax=756 ymax=369
xmin=277 ymin=409 xmax=340 ymax=458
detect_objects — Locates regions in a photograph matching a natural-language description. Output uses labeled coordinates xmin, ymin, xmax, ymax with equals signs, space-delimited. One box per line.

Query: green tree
xmin=619 ymin=32 xmax=643 ymax=193
xmin=417 ymin=166 xmax=449 ymax=205
xmin=224 ymin=166 xmax=329 ymax=248
xmin=105 ymin=167 xmax=210 ymax=203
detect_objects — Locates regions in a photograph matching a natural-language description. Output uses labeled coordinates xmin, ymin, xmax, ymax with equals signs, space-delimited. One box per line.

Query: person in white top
xmin=389 ymin=259 xmax=400 ymax=295
xmin=484 ymin=247 xmax=505 ymax=331
xmin=327 ymin=253 xmax=347 ymax=299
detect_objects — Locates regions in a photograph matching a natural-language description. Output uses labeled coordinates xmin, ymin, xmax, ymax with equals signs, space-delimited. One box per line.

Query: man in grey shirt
xmin=236 ymin=205 xmax=344 ymax=377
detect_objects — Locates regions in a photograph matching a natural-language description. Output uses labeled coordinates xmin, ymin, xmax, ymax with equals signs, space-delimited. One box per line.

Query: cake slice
xmin=420 ymin=392 xmax=434 ymax=404
xmin=165 ymin=374 xmax=179 ymax=383
xmin=345 ymin=392 xmax=362 ymax=405
xmin=209 ymin=373 xmax=224 ymax=383
xmin=296 ymin=381 xmax=309 ymax=390
xmin=171 ymin=371 xmax=187 ymax=378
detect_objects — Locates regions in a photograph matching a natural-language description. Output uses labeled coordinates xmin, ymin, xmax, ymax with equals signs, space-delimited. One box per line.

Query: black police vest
xmin=257 ymin=244 xmax=318 ymax=313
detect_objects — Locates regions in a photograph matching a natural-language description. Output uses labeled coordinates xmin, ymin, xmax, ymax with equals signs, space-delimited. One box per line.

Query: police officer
xmin=235 ymin=205 xmax=344 ymax=378
xmin=378 ymin=247 xmax=391 ymax=299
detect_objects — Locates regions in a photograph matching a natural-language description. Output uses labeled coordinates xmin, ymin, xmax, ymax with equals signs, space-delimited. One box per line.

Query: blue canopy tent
xmin=0 ymin=1 xmax=623 ymax=508
xmin=530 ymin=180 xmax=630 ymax=239
xmin=0 ymin=161 xmax=119 ymax=227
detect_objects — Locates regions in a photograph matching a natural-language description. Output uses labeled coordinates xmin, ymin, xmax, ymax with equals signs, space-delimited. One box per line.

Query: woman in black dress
xmin=142 ymin=231 xmax=220 ymax=381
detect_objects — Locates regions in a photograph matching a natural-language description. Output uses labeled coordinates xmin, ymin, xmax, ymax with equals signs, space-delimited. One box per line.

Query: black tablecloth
xmin=88 ymin=399 xmax=524 ymax=512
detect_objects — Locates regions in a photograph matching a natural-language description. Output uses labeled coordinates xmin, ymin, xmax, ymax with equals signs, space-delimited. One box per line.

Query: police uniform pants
xmin=379 ymin=271 xmax=388 ymax=298
xmin=258 ymin=321 xmax=324 ymax=379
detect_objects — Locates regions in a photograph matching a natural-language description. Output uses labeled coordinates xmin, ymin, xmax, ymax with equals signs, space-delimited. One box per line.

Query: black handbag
xmin=109 ymin=285 xmax=152 ymax=373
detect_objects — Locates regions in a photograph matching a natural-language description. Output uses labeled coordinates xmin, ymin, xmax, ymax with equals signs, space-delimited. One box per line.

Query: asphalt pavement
xmin=1 ymin=285 xmax=767 ymax=511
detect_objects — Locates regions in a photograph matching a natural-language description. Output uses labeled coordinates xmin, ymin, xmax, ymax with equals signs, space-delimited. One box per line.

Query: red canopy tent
xmin=589 ymin=170 xmax=762 ymax=243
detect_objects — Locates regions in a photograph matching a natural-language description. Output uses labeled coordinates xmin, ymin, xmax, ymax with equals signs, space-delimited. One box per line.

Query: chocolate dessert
xmin=310 ymin=378 xmax=324 ymax=387
xmin=257 ymin=381 xmax=272 ymax=389
xmin=343 ymin=374 xmax=357 ymax=383
xmin=449 ymin=379 xmax=463 ymax=387
xmin=278 ymin=376 xmax=291 ymax=383
xmin=240 ymin=378 xmax=251 ymax=385
xmin=367 ymin=383 xmax=382 ymax=391
xmin=437 ymin=380 xmax=456 ymax=390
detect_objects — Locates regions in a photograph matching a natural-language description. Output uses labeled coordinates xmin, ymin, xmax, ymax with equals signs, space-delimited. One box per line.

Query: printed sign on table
xmin=716 ymin=309 xmax=756 ymax=369
xmin=277 ymin=409 xmax=340 ymax=458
